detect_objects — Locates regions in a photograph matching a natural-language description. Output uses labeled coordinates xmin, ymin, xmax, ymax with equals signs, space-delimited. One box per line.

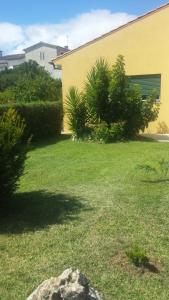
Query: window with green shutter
xmin=128 ymin=74 xmax=161 ymax=101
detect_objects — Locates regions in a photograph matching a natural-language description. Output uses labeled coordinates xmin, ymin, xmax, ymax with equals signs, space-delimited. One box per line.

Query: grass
xmin=1 ymin=136 xmax=169 ymax=299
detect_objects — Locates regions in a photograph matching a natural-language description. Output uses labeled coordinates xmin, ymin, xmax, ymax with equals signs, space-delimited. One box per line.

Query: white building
xmin=24 ymin=42 xmax=69 ymax=78
xmin=0 ymin=42 xmax=69 ymax=78
xmin=0 ymin=52 xmax=25 ymax=71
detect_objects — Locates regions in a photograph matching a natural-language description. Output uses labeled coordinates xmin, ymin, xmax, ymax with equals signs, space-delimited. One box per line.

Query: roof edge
xmin=24 ymin=41 xmax=60 ymax=52
xmin=53 ymin=2 xmax=169 ymax=63
xmin=0 ymin=53 xmax=25 ymax=60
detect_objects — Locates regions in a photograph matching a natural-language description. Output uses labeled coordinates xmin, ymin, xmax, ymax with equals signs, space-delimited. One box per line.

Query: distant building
xmin=0 ymin=60 xmax=8 ymax=72
xmin=0 ymin=42 xmax=69 ymax=78
xmin=24 ymin=42 xmax=69 ymax=78
xmin=0 ymin=53 xmax=25 ymax=71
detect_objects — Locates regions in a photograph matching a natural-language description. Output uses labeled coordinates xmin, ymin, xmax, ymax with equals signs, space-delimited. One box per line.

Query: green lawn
xmin=1 ymin=137 xmax=169 ymax=300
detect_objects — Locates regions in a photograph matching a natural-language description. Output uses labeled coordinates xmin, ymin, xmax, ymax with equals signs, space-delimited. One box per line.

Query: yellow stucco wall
xmin=54 ymin=5 xmax=169 ymax=133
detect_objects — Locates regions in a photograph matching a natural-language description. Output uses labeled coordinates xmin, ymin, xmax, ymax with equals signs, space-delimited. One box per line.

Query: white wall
xmin=0 ymin=61 xmax=8 ymax=71
xmin=7 ymin=57 xmax=25 ymax=68
xmin=0 ymin=57 xmax=25 ymax=72
xmin=25 ymin=46 xmax=60 ymax=78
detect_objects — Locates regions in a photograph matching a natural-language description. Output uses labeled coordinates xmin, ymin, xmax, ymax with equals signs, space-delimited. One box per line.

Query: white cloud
xmin=0 ymin=10 xmax=136 ymax=54
xmin=0 ymin=23 xmax=24 ymax=52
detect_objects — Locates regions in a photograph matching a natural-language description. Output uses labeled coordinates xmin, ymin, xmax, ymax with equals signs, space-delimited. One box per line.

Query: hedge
xmin=0 ymin=101 xmax=63 ymax=140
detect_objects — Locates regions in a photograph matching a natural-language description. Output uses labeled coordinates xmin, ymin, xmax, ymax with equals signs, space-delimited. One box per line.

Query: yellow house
xmin=53 ymin=3 xmax=169 ymax=134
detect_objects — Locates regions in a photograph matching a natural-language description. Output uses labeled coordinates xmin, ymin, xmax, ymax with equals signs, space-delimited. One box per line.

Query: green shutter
xmin=128 ymin=74 xmax=161 ymax=98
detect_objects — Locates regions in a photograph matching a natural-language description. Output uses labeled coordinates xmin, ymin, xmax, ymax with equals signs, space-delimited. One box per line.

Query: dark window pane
xmin=128 ymin=74 xmax=161 ymax=99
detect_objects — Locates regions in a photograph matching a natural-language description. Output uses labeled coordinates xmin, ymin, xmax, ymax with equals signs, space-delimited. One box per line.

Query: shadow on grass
xmin=130 ymin=135 xmax=157 ymax=143
xmin=30 ymin=134 xmax=71 ymax=151
xmin=0 ymin=190 xmax=87 ymax=234
xmin=144 ymin=262 xmax=160 ymax=274
xmin=30 ymin=134 xmax=156 ymax=150
xmin=108 ymin=135 xmax=156 ymax=144
xmin=141 ymin=179 xmax=169 ymax=184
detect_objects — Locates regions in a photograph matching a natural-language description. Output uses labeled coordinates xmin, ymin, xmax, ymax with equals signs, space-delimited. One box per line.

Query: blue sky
xmin=0 ymin=0 xmax=167 ymax=53
xmin=1 ymin=0 xmax=166 ymax=24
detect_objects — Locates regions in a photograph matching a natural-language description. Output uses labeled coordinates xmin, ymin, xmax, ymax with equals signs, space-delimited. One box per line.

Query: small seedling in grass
xmin=136 ymin=164 xmax=157 ymax=174
xmin=158 ymin=159 xmax=169 ymax=177
xmin=126 ymin=244 xmax=149 ymax=268
xmin=136 ymin=159 xmax=169 ymax=181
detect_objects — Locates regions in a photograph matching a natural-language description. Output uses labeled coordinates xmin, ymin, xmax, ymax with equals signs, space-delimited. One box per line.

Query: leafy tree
xmin=124 ymin=87 xmax=159 ymax=136
xmin=0 ymin=109 xmax=28 ymax=199
xmin=16 ymin=60 xmax=47 ymax=79
xmin=67 ymin=55 xmax=159 ymax=140
xmin=0 ymin=61 xmax=62 ymax=103
xmin=109 ymin=55 xmax=159 ymax=136
xmin=66 ymin=87 xmax=87 ymax=139
xmin=108 ymin=55 xmax=128 ymax=122
xmin=85 ymin=58 xmax=110 ymax=124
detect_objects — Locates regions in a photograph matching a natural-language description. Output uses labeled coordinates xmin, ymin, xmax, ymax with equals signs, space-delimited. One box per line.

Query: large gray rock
xmin=27 ymin=268 xmax=103 ymax=300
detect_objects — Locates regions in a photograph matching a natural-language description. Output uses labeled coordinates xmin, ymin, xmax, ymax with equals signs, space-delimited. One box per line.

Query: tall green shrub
xmin=0 ymin=109 xmax=27 ymax=199
xmin=109 ymin=55 xmax=128 ymax=122
xmin=109 ymin=55 xmax=159 ymax=136
xmin=65 ymin=55 xmax=159 ymax=140
xmin=124 ymin=87 xmax=159 ymax=137
xmin=0 ymin=102 xmax=62 ymax=140
xmin=85 ymin=58 xmax=110 ymax=124
xmin=66 ymin=87 xmax=87 ymax=139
